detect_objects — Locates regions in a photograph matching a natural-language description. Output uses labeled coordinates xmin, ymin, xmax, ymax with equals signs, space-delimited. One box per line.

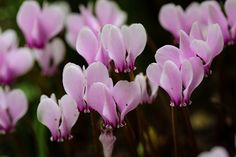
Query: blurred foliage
xmin=0 ymin=0 xmax=235 ymax=157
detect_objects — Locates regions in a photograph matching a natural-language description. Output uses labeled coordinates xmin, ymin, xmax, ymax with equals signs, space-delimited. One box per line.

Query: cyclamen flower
xmin=147 ymin=45 xmax=204 ymax=106
xmin=37 ymin=94 xmax=79 ymax=142
xmin=159 ymin=1 xmax=230 ymax=42
xmin=134 ymin=73 xmax=158 ymax=104
xmin=101 ymin=23 xmax=147 ymax=72
xmin=17 ymin=1 xmax=64 ymax=48
xmin=198 ymin=146 xmax=229 ymax=157
xmin=65 ymin=0 xmax=126 ymax=48
xmin=99 ymin=130 xmax=116 ymax=157
xmin=34 ymin=38 xmax=65 ymax=76
xmin=0 ymin=29 xmax=33 ymax=85
xmin=87 ymin=80 xmax=141 ymax=127
xmin=0 ymin=87 xmax=28 ymax=134
xmin=62 ymin=62 xmax=113 ymax=112
xmin=76 ymin=27 xmax=110 ymax=65
xmin=180 ymin=23 xmax=224 ymax=75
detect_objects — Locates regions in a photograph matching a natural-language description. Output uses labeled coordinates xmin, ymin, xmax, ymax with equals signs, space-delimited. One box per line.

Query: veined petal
xmin=112 ymin=80 xmax=141 ymax=123
xmin=87 ymin=82 xmax=118 ymax=127
xmin=160 ymin=61 xmax=182 ymax=106
xmin=37 ymin=96 xmax=61 ymax=140
xmin=179 ymin=31 xmax=195 ymax=59
xmin=146 ymin=63 xmax=162 ymax=86
xmin=62 ymin=63 xmax=85 ymax=111
xmin=76 ymin=27 xmax=99 ymax=64
xmin=58 ymin=94 xmax=79 ymax=140
xmin=6 ymin=89 xmax=28 ymax=126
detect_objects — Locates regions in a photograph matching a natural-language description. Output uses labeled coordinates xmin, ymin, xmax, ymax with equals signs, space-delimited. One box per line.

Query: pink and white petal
xmin=37 ymin=96 xmax=61 ymax=140
xmin=160 ymin=61 xmax=182 ymax=106
xmin=58 ymin=94 xmax=79 ymax=138
xmin=87 ymin=82 xmax=118 ymax=126
xmin=146 ymin=63 xmax=162 ymax=85
xmin=95 ymin=0 xmax=126 ymax=26
xmin=189 ymin=22 xmax=204 ymax=40
xmin=134 ymin=73 xmax=149 ymax=104
xmin=0 ymin=29 xmax=18 ymax=51
xmin=207 ymin=2 xmax=230 ymax=41
xmin=7 ymin=48 xmax=34 ymax=76
xmin=101 ymin=25 xmax=126 ymax=71
xmin=16 ymin=1 xmax=40 ymax=40
xmin=185 ymin=2 xmax=204 ymax=28
xmin=190 ymin=40 xmax=211 ymax=65
xmin=159 ymin=3 xmax=186 ymax=38
xmin=6 ymin=89 xmax=28 ymax=126
xmin=121 ymin=24 xmax=147 ymax=59
xmin=206 ymin=24 xmax=224 ymax=57
xmin=155 ymin=45 xmax=181 ymax=67
xmin=179 ymin=31 xmax=195 ymax=59
xmin=86 ymin=62 xmax=113 ymax=88
xmin=225 ymin=0 xmax=236 ymax=26
xmin=62 ymin=63 xmax=85 ymax=111
xmin=112 ymin=80 xmax=141 ymax=122
xmin=65 ymin=14 xmax=85 ymax=48
xmin=50 ymin=38 xmax=65 ymax=66
xmin=76 ymin=27 xmax=99 ymax=64
xmin=39 ymin=5 xmax=64 ymax=39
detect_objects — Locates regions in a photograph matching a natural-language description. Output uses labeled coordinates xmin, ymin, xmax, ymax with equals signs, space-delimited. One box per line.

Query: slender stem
xmin=128 ymin=71 xmax=135 ymax=81
xmin=171 ymin=107 xmax=178 ymax=157
xmin=91 ymin=112 xmax=102 ymax=157
xmin=182 ymin=107 xmax=198 ymax=156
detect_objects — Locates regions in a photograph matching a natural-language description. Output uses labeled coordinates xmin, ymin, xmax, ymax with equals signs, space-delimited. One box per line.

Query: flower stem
xmin=91 ymin=112 xmax=102 ymax=157
xmin=171 ymin=107 xmax=178 ymax=157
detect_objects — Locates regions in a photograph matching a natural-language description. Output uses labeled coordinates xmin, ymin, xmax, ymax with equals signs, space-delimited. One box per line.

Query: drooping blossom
xmin=146 ymin=45 xmax=204 ymax=106
xmin=198 ymin=146 xmax=229 ymax=157
xmin=179 ymin=23 xmax=224 ymax=75
xmin=17 ymin=1 xmax=65 ymax=49
xmin=76 ymin=27 xmax=110 ymax=65
xmin=0 ymin=87 xmax=28 ymax=134
xmin=37 ymin=94 xmax=79 ymax=142
xmin=62 ymin=62 xmax=113 ymax=112
xmin=34 ymin=38 xmax=65 ymax=76
xmin=65 ymin=0 xmax=126 ymax=48
xmin=99 ymin=129 xmax=116 ymax=157
xmin=101 ymin=23 xmax=147 ymax=72
xmin=159 ymin=1 xmax=230 ymax=42
xmin=0 ymin=29 xmax=33 ymax=85
xmin=134 ymin=73 xmax=158 ymax=104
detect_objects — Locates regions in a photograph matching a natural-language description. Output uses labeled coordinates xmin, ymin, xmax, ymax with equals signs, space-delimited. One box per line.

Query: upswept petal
xmin=76 ymin=27 xmax=99 ymax=64
xmin=225 ymin=0 xmax=236 ymax=27
xmin=37 ymin=96 xmax=61 ymax=140
xmin=62 ymin=63 xmax=85 ymax=111
xmin=87 ymin=82 xmax=118 ymax=126
xmin=0 ymin=29 xmax=18 ymax=52
xmin=179 ymin=31 xmax=195 ymax=59
xmin=6 ymin=89 xmax=28 ymax=126
xmin=160 ymin=61 xmax=182 ymax=106
xmin=146 ymin=63 xmax=162 ymax=85
xmin=112 ymin=80 xmax=141 ymax=122
xmin=59 ymin=95 xmax=79 ymax=139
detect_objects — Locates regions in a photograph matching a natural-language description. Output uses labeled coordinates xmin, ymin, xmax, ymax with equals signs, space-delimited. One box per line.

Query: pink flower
xmin=146 ymin=45 xmax=204 ymax=106
xmin=134 ymin=73 xmax=158 ymax=104
xmin=198 ymin=146 xmax=229 ymax=157
xmin=101 ymin=23 xmax=147 ymax=72
xmin=99 ymin=130 xmax=116 ymax=157
xmin=180 ymin=23 xmax=224 ymax=75
xmin=62 ymin=62 xmax=113 ymax=112
xmin=65 ymin=0 xmax=126 ymax=48
xmin=34 ymin=38 xmax=65 ymax=76
xmin=17 ymin=1 xmax=64 ymax=48
xmin=0 ymin=87 xmax=28 ymax=134
xmin=0 ymin=29 xmax=33 ymax=85
xmin=159 ymin=1 xmax=230 ymax=42
xmin=76 ymin=27 xmax=110 ymax=65
xmin=37 ymin=94 xmax=79 ymax=142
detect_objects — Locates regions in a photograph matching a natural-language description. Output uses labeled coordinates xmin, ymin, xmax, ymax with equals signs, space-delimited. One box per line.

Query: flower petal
xmin=37 ymin=95 xmax=61 ymax=140
xmin=112 ymin=80 xmax=141 ymax=122
xmin=160 ymin=61 xmax=182 ymax=106
xmin=76 ymin=27 xmax=99 ymax=64
xmin=146 ymin=63 xmax=162 ymax=85
xmin=62 ymin=63 xmax=85 ymax=111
